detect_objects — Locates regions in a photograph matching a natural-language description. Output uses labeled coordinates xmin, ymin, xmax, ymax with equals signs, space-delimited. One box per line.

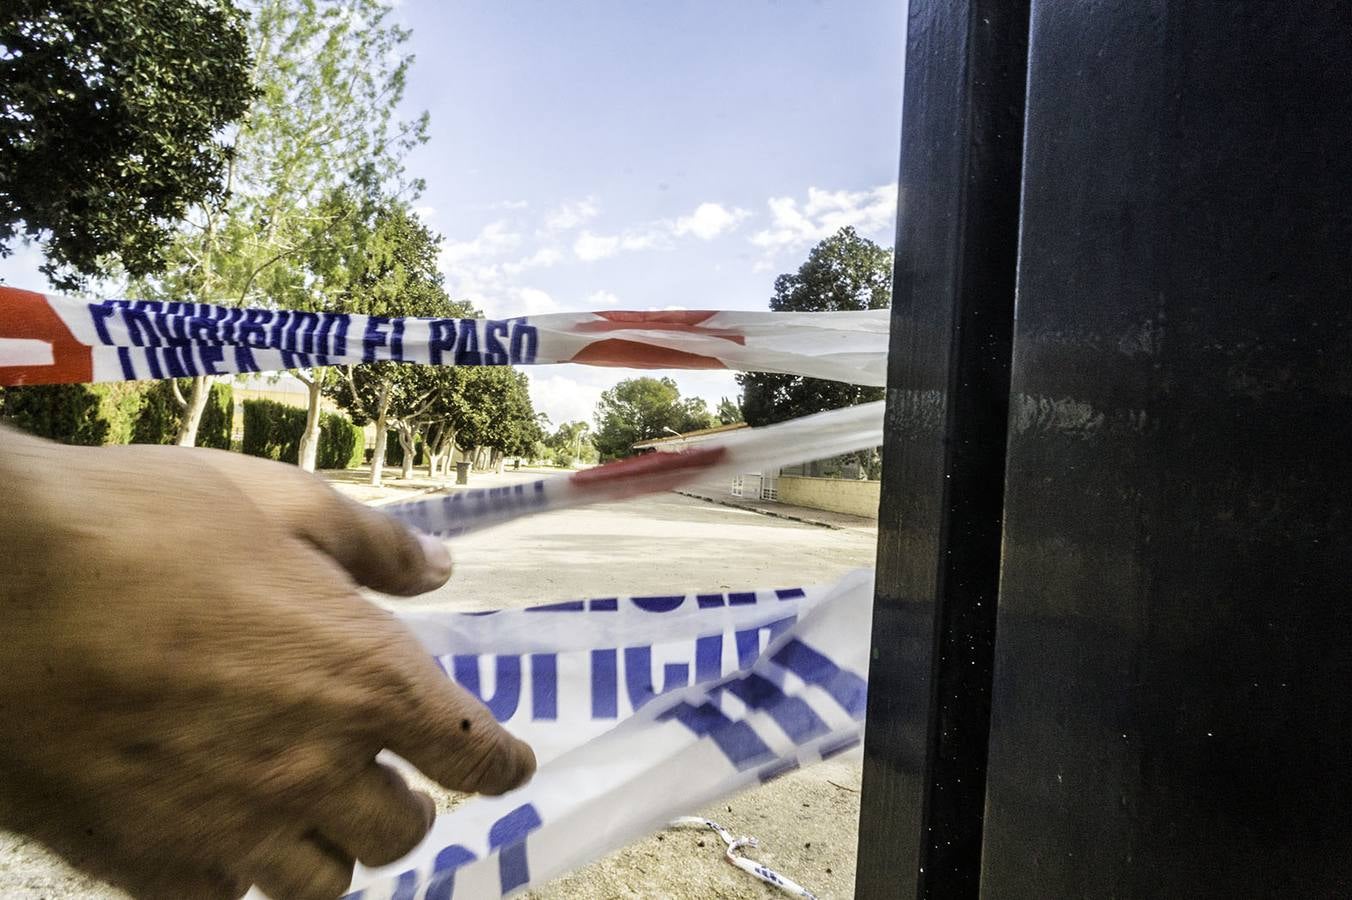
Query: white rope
xmin=668 ymin=816 xmax=819 ymax=899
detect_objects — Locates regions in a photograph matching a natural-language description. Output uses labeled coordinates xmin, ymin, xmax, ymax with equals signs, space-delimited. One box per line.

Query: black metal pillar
xmin=856 ymin=1 xmax=1028 ymax=897
xmin=981 ymin=3 xmax=1352 ymax=897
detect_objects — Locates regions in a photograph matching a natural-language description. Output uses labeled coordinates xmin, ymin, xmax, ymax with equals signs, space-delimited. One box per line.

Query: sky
xmin=0 ymin=0 xmax=906 ymax=427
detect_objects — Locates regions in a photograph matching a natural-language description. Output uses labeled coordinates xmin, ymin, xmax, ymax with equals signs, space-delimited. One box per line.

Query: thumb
xmin=303 ymin=491 xmax=453 ymax=596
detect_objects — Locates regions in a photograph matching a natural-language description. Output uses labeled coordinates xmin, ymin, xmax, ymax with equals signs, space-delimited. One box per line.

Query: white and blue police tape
xmin=320 ymin=568 xmax=872 ymax=899
xmin=0 ymin=286 xmax=889 ymax=388
xmin=382 ymin=399 xmax=886 ymax=539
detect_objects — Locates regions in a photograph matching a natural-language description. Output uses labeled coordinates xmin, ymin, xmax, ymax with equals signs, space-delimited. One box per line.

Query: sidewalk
xmin=676 ymin=483 xmax=878 ymax=533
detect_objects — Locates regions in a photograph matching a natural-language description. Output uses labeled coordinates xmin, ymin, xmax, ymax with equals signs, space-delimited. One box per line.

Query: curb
xmin=675 ymin=490 xmax=843 ymax=530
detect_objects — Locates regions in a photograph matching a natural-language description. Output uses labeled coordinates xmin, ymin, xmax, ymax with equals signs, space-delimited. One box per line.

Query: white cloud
xmin=545 ymin=198 xmax=600 ymax=231
xmin=673 ymin=202 xmax=750 ymax=240
xmin=513 ymin=287 xmax=561 ymax=317
xmin=440 ymin=221 xmax=520 ymax=266
xmin=413 ymin=204 xmax=437 ymax=221
xmin=503 ymin=246 xmax=563 ymax=275
xmin=573 ymin=228 xmax=663 ymax=262
xmin=573 ymin=231 xmax=620 ymax=262
xmin=528 ymin=373 xmax=603 ymax=426
xmin=586 ymin=290 xmax=621 ymax=307
xmin=750 ymin=183 xmax=897 ymax=251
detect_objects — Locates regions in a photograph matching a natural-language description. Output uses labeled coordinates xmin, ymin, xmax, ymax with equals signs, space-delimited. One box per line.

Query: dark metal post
xmin=982 ymin=3 xmax=1352 ymax=897
xmin=856 ymin=1 xmax=1028 ymax=897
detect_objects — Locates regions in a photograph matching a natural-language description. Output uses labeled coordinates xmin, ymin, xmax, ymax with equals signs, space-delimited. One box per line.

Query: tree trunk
xmin=176 ymin=375 xmax=212 ymax=446
xmin=397 ymin=424 xmax=416 ymax=480
xmin=297 ymin=373 xmax=324 ymax=472
xmin=368 ymin=384 xmax=391 ymax=486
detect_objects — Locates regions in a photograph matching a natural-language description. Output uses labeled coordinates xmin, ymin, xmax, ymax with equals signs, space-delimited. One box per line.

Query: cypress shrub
xmin=0 ymin=383 xmax=144 ymax=445
xmin=315 ymin=413 xmax=365 ymax=470
xmin=240 ymin=398 xmax=306 ymax=463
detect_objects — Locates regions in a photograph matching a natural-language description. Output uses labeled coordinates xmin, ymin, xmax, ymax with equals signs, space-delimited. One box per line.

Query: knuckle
xmin=253 ymin=746 xmax=340 ymax=807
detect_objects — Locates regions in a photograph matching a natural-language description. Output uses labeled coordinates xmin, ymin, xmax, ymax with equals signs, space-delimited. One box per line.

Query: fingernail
xmin=417 ymin=532 xmax=452 ymax=580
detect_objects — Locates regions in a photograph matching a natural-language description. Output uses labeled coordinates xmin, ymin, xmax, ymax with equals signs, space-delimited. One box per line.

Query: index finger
xmin=369 ymin=649 xmax=537 ymax=796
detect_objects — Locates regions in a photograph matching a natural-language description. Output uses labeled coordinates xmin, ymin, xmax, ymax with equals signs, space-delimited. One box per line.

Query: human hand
xmin=0 ymin=428 xmax=535 ymax=899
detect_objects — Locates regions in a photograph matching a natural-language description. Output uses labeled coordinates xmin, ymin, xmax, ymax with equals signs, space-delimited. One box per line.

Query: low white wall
xmin=777 ymin=475 xmax=880 ymax=519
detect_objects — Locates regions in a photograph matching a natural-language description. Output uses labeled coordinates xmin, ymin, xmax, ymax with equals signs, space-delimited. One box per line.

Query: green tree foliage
xmin=456 ymin=370 xmax=545 ymax=461
xmin=592 ymin=377 xmax=718 ymax=460
xmin=736 ymin=227 xmax=892 ymax=426
xmin=0 ymin=0 xmax=255 ymax=288
xmin=135 ymin=0 xmax=428 ymax=449
xmin=324 ymin=207 xmax=473 ymax=483
xmin=132 ymin=380 xmax=233 ymax=449
xmin=543 ymin=421 xmax=597 ymax=467
xmin=0 ymin=383 xmax=144 ymax=445
xmin=716 ymin=397 xmax=744 ymax=425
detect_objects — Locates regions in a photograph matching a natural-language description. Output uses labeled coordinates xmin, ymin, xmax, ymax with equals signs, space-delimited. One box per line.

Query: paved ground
xmin=0 ymin=469 xmax=877 ymax=899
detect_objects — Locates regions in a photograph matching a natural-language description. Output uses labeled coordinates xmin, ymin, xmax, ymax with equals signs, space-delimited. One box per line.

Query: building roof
xmin=632 ymin=421 xmax=749 ymax=449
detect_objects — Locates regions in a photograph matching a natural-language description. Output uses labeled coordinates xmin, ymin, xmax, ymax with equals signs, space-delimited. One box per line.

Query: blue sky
xmin=1 ymin=0 xmax=905 ymax=426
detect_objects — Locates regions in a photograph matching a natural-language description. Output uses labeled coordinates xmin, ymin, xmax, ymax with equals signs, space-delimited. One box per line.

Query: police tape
xmin=382 ymin=399 xmax=885 ymax=538
xmin=315 ymin=568 xmax=872 ymax=900
xmin=0 ymin=286 xmax=888 ymax=387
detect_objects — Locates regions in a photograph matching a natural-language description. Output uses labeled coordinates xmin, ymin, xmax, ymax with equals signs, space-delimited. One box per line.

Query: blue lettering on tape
xmin=722 ymin=673 xmax=829 ymax=744
xmin=424 ymin=844 xmax=477 ymax=900
xmin=632 ymin=595 xmax=684 ymax=613
xmin=429 ymin=319 xmax=457 ymax=365
xmin=509 ymin=323 xmax=538 ymax=364
xmin=362 ymin=316 xmax=389 ymax=363
xmin=772 ymin=639 xmax=868 ymax=719
xmin=695 ymin=634 xmax=724 ymax=682
xmin=659 ymin=701 xmax=774 ymax=770
xmin=591 ymin=649 xmax=618 ymax=719
xmin=455 ymin=320 xmax=481 ymax=365
xmin=624 ymin=646 xmax=690 ymax=710
xmin=531 ymin=654 xmax=557 ymax=720
xmin=450 ymin=655 xmax=522 ymax=721
xmin=483 ymin=321 xmax=509 ymax=365
xmin=487 ymin=804 xmax=543 ymax=893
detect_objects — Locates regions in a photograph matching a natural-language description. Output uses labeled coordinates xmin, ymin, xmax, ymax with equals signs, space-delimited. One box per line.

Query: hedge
xmin=0 ymin=383 xmax=145 ymax=446
xmin=241 ymin=398 xmax=364 ymax=467
xmin=132 ymin=379 xmax=233 ymax=448
xmin=316 ymin=413 xmax=366 ymax=470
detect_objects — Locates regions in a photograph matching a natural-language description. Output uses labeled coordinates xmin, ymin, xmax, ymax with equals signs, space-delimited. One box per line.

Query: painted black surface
xmin=856 ymin=1 xmax=1028 ymax=897
xmin=982 ymin=2 xmax=1352 ymax=897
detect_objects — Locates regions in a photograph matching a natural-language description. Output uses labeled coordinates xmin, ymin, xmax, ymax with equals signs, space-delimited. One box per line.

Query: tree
xmin=294 ymin=193 xmax=441 ymax=472
xmin=324 ymin=210 xmax=473 ymax=485
xmin=592 ymin=377 xmax=717 ymax=460
xmin=544 ymin=421 xmax=596 ymax=467
xmin=1 ymin=0 xmax=255 ymax=289
xmin=136 ymin=0 xmax=428 ymax=450
xmin=737 ymin=227 xmax=892 ymax=426
xmin=454 ymin=369 xmax=545 ymax=472
xmin=716 ymin=396 xmax=744 ymax=425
